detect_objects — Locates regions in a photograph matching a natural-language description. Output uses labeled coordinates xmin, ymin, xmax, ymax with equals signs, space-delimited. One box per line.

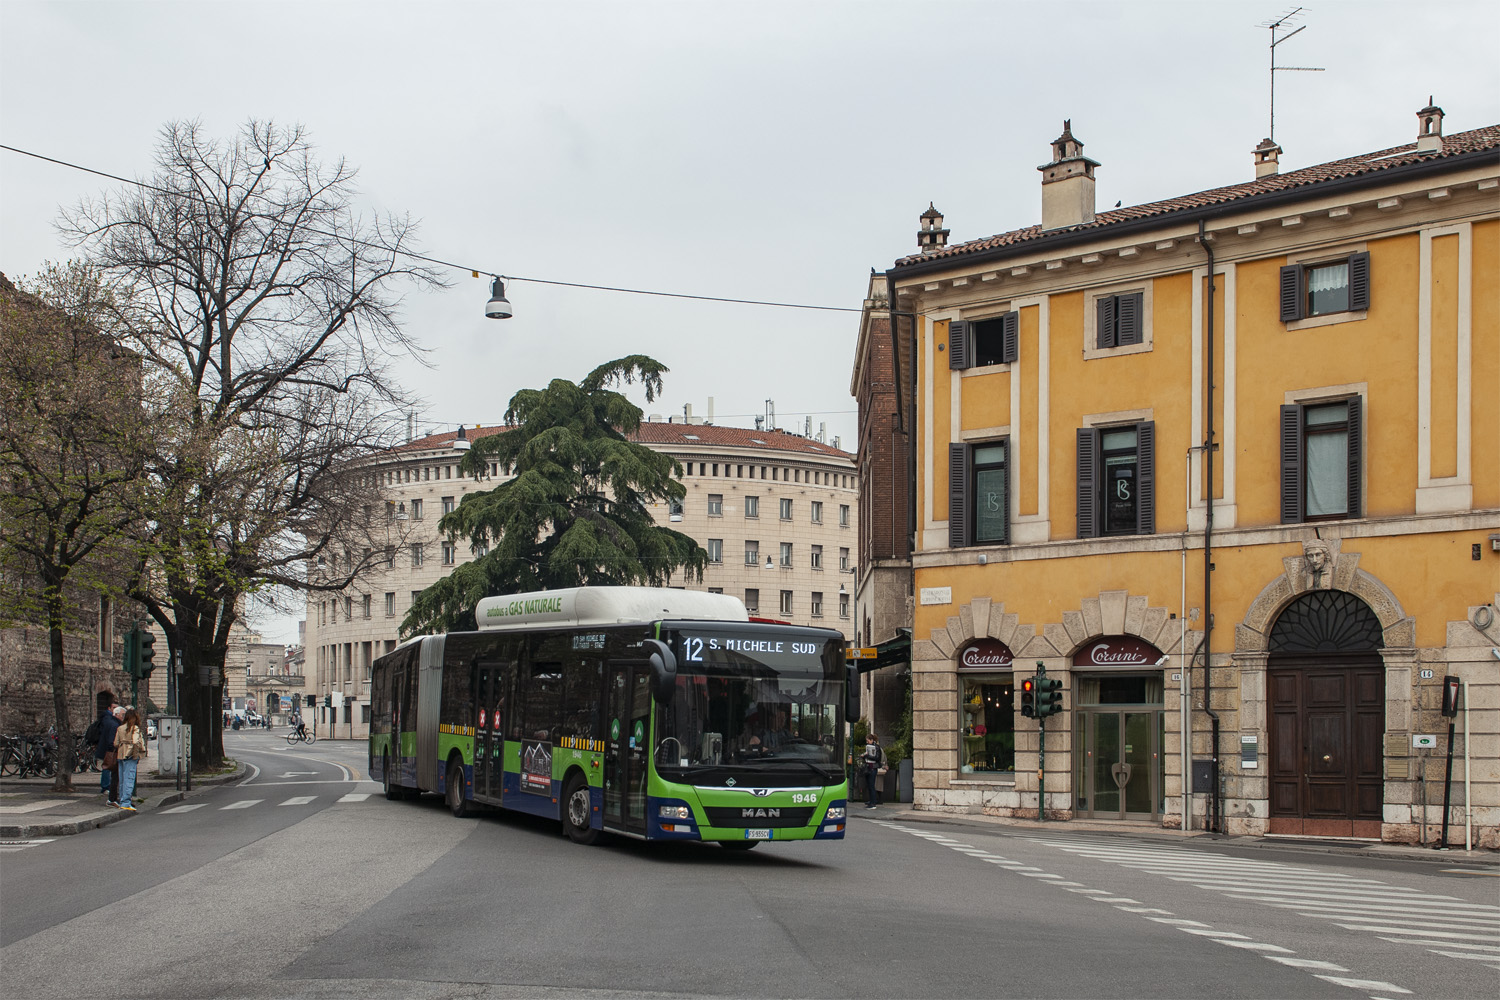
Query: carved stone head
xmin=1303 ymin=541 xmax=1332 ymax=585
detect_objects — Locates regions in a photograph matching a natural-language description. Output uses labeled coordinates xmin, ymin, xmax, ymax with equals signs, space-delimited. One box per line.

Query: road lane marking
xmin=160 ymin=804 xmax=204 ymax=813
xmin=1180 ymin=928 xmax=1250 ymax=938
xmin=0 ymin=802 xmax=65 ymax=814
xmin=336 ymin=793 xmax=371 ymax=803
xmin=1331 ymin=923 xmax=1498 ymax=942
xmin=1267 ymin=957 xmax=1349 ymax=971
xmin=1217 ymin=940 xmax=1294 ymax=953
xmin=0 ymin=839 xmax=54 ymax=852
xmin=1314 ymin=976 xmax=1410 ymax=994
xmin=221 ymin=800 xmax=262 ymax=810
xmin=278 ymin=796 xmax=316 ymax=806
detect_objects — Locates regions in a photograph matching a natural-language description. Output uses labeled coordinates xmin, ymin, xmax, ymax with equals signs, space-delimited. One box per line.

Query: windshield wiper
xmin=780 ymin=759 xmax=837 ymax=782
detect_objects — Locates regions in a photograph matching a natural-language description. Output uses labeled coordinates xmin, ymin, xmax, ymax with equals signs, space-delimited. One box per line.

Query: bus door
xmin=603 ymin=660 xmax=652 ymax=836
xmin=473 ymin=664 xmax=499 ymax=803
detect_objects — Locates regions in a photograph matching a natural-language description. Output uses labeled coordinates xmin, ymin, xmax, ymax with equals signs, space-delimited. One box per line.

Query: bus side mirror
xmin=846 ymin=666 xmax=859 ymax=720
xmin=644 ymin=639 xmax=677 ymax=704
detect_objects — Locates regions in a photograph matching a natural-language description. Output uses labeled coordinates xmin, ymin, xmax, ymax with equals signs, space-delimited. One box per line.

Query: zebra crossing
xmin=160 ymin=792 xmax=372 ymax=814
xmin=1028 ymin=836 xmax=1500 ymax=971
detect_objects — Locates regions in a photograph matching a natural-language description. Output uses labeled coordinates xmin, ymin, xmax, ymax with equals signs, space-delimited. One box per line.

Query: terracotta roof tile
xmin=895 ymin=124 xmax=1500 ymax=268
xmin=394 ymin=422 xmax=852 ymax=460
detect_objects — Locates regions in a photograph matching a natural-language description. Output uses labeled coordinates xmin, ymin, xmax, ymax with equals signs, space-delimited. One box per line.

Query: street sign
xmin=1412 ymin=734 xmax=1438 ymax=749
xmin=846 ymin=648 xmax=878 ymax=660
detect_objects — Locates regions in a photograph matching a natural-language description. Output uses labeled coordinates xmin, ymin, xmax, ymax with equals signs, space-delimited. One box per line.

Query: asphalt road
xmin=2 ymin=731 xmax=1495 ymax=999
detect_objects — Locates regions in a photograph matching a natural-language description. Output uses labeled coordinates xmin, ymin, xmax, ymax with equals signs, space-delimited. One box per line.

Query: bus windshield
xmin=657 ymin=626 xmax=844 ymax=781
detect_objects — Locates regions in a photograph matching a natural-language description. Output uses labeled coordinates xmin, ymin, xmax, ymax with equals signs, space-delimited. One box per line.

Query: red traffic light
xmin=1020 ymin=678 xmax=1036 ymax=718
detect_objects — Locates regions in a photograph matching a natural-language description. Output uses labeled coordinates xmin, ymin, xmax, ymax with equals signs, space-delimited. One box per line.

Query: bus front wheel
xmin=561 ymin=773 xmax=598 ymax=845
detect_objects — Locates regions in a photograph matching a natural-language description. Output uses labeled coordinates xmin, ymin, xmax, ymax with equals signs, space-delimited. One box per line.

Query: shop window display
xmin=959 ymin=676 xmax=1015 ymax=774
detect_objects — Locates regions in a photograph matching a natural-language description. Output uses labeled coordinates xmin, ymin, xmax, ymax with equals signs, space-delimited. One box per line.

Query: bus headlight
xmin=658 ymin=805 xmax=691 ymax=820
xmin=825 ymin=806 xmax=845 ymax=821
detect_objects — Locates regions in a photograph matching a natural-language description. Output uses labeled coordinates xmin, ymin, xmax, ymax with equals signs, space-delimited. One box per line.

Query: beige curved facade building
xmin=302 ymin=420 xmax=857 ymax=737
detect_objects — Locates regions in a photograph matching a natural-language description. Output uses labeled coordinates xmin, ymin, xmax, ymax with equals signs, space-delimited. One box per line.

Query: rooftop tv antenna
xmin=1260 ymin=7 xmax=1324 ymax=144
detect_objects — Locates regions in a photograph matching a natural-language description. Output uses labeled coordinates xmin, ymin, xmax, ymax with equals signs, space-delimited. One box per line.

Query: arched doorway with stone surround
xmin=1235 ymin=538 xmax=1416 ymax=839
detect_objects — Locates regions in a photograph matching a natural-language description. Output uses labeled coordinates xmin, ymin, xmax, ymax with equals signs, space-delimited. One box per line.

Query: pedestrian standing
xmin=113 ymin=707 xmax=147 ymax=812
xmin=94 ymin=692 xmax=121 ymax=803
xmin=861 ymin=733 xmax=886 ymax=809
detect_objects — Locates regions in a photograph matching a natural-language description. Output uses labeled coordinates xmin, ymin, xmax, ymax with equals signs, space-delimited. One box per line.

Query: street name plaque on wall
xmin=956 ymin=637 xmax=1014 ymax=670
xmin=1071 ymin=635 xmax=1164 ymax=668
xmin=919 ymin=587 xmax=952 ymax=606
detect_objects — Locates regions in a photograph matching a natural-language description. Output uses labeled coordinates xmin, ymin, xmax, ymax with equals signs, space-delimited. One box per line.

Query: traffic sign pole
xmin=1035 ymin=663 xmax=1046 ymax=822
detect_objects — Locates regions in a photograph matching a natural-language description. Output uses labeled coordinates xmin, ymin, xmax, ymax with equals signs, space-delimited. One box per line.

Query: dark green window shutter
xmin=948 ymin=443 xmax=969 ymax=547
xmin=1135 ymin=420 xmax=1155 ymax=535
xmin=1076 ymin=428 xmax=1099 ymax=538
xmin=999 ymin=443 xmax=1011 ymax=544
xmin=1096 ymin=296 xmax=1117 ymax=349
xmin=1279 ymin=404 xmax=1304 ymax=523
xmin=1347 ymin=252 xmax=1371 ymax=311
xmin=949 ymin=320 xmax=968 ymax=370
xmin=1118 ymin=292 xmax=1144 ymax=346
xmin=1345 ymin=396 xmax=1362 ymax=518
xmin=1000 ymin=311 xmax=1019 ymax=364
xmin=1279 ymin=265 xmax=1304 ymax=322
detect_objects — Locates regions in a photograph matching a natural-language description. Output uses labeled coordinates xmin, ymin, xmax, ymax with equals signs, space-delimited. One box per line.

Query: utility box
xmin=1191 ymin=758 xmax=1217 ymax=793
xmin=155 ymin=715 xmax=182 ymax=776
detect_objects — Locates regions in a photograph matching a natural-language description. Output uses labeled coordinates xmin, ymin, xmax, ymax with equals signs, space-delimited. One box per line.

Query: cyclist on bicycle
xmin=294 ymin=717 xmax=307 ymax=739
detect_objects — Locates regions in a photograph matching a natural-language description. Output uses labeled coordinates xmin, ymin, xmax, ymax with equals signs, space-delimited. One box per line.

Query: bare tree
xmin=61 ymin=120 xmax=444 ymax=765
xmin=0 ymin=264 xmax=150 ymax=789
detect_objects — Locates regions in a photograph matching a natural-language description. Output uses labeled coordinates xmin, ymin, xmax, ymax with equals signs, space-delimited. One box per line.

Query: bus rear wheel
xmin=447 ymin=756 xmax=469 ymax=818
xmin=561 ymin=773 xmax=598 ymax=845
xmin=383 ymin=752 xmax=400 ymax=801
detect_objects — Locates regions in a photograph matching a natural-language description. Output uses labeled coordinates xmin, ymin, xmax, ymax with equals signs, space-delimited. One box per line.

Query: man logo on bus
xmin=742 ymin=808 xmax=781 ymax=819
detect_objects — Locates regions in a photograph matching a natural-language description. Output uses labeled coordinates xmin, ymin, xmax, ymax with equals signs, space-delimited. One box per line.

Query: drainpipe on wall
xmin=1198 ymin=218 xmax=1221 ymax=833
xmin=885 ymin=270 xmax=917 ymax=558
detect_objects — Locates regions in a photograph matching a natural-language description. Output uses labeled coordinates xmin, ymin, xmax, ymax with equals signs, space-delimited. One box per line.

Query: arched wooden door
xmin=1266 ymin=591 xmax=1385 ymax=838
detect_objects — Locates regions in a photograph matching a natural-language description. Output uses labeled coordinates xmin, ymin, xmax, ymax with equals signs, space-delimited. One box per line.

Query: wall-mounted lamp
xmin=1155 ymin=654 xmax=1170 ymax=666
xmin=839 ymin=584 xmax=847 ymax=595
xmin=1489 ymin=533 xmax=1500 ymax=552
xmin=453 ymin=425 xmax=471 ymax=451
xmin=764 ymin=556 xmax=773 ymax=570
xmin=485 ymin=277 xmax=513 ymax=320
xmin=1492 ymin=648 xmax=1500 ymax=661
xmin=396 ymin=502 xmax=409 ymax=522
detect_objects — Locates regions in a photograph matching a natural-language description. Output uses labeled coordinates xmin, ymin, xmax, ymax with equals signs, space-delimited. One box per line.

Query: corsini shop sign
xmin=956 ymin=638 xmax=1014 ymax=669
xmin=1072 ymin=636 xmax=1165 ymax=668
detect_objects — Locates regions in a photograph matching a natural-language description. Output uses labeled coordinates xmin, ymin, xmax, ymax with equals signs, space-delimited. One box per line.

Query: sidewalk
xmin=0 ymin=740 xmax=245 ymax=839
xmin=862 ymin=801 xmax=1498 ymax=865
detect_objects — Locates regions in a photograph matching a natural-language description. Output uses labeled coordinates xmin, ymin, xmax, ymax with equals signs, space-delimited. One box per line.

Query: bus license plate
xmin=746 ymin=829 xmax=772 ymax=840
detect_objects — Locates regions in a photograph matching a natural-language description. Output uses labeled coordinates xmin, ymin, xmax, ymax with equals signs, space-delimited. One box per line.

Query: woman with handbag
xmin=113 ymin=707 xmax=148 ymax=812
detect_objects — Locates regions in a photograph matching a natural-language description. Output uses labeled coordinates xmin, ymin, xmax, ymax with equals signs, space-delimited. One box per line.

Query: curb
xmin=872 ymin=807 xmax=1497 ymax=864
xmin=0 ymin=766 xmax=241 ymax=839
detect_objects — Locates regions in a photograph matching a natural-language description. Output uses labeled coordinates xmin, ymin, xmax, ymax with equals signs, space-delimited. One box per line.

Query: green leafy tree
xmin=0 ymin=265 xmax=151 ymax=788
xmin=404 ymin=356 xmax=706 ymax=635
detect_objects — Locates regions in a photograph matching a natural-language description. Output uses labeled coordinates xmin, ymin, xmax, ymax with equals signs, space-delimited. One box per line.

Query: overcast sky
xmin=4 ymin=1 xmax=1497 ymax=642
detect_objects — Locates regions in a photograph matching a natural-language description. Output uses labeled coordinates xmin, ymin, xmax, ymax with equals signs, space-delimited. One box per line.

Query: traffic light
xmin=123 ymin=628 xmax=139 ymax=677
xmin=136 ymin=631 xmax=157 ymax=679
xmin=1440 ymin=675 xmax=1461 ymax=717
xmin=1037 ymin=676 xmax=1064 ymax=718
xmin=1020 ymin=677 xmax=1036 ymax=718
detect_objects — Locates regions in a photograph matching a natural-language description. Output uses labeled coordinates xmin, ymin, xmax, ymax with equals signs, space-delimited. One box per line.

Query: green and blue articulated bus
xmin=370 ymin=587 xmax=854 ymax=847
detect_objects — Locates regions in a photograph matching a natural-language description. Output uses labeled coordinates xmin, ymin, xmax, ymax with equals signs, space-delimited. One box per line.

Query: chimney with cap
xmin=1416 ymin=98 xmax=1444 ymax=153
xmin=917 ymin=203 xmax=949 ymax=253
xmin=1038 ymin=120 xmax=1101 ymax=230
xmin=1253 ymin=137 xmax=1283 ymax=179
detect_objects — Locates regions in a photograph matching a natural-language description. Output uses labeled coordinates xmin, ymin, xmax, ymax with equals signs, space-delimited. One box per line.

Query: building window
xmin=384 ymin=593 xmax=395 ymax=618
xmin=411 ymin=499 xmax=424 ymax=520
xmin=745 ymin=541 xmax=760 ymax=566
xmin=810 ymin=500 xmax=823 ymax=524
xmin=708 ymin=587 xmax=723 ymax=595
xmin=1076 ymin=423 xmax=1155 ymax=538
xmin=839 ymin=504 xmax=850 ymax=527
xmin=960 ymin=675 xmax=1016 ymax=774
xmin=780 ymin=498 xmax=793 ymax=521
xmin=780 ymin=590 xmax=794 ymax=615
xmin=1280 ymin=398 xmax=1362 ymax=523
xmin=410 ymin=543 xmax=424 ymax=568
xmin=441 ymin=496 xmax=455 ymax=515
xmin=839 ymin=592 xmax=849 ymax=618
xmin=948 ymin=312 xmax=1019 ymax=369
xmin=385 ymin=546 xmax=395 ymax=569
xmin=343 ymin=597 xmax=353 ymax=621
xmin=948 ymin=440 xmax=1010 ymax=547
xmin=1095 ymin=293 xmax=1145 ymax=349
xmin=744 ymin=588 xmax=759 ymax=613
xmin=707 ymin=538 xmax=723 ymax=564
xmin=361 ymin=595 xmax=371 ymax=619
xmin=744 ymin=496 xmax=759 ymax=519
xmin=779 ymin=542 xmax=793 ymax=567
xmin=1280 ymin=252 xmax=1370 ymax=321
xmin=475 ymin=541 xmax=489 ymax=557
xmin=707 ymin=493 xmax=723 ymax=517
xmin=810 ymin=544 xmax=823 ymax=570
xmin=442 ymin=541 xmax=456 ymax=566
xmin=810 ymin=592 xmax=823 ymax=617
xmin=839 ymin=547 xmax=850 ymax=572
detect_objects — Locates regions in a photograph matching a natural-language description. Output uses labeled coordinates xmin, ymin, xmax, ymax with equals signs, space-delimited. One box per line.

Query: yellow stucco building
xmin=875 ymin=106 xmax=1499 ymax=845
